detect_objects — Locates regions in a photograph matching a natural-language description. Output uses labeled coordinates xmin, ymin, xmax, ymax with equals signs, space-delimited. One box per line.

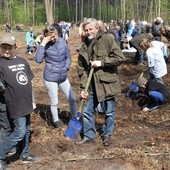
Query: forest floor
xmin=0 ymin=27 xmax=170 ymax=170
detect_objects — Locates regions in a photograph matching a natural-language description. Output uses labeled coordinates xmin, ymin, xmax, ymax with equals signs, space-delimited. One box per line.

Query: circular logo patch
xmin=16 ymin=71 xmax=28 ymax=85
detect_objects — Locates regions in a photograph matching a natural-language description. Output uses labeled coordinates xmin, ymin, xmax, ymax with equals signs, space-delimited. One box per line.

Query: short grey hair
xmin=82 ymin=18 xmax=99 ymax=30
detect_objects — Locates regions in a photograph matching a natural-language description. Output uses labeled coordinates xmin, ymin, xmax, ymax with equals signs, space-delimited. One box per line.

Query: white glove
xmin=90 ymin=60 xmax=101 ymax=67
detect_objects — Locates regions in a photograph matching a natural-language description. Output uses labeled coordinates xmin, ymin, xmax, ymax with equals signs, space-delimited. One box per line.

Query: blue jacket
xmin=35 ymin=38 xmax=71 ymax=83
xmin=26 ymin=31 xmax=34 ymax=44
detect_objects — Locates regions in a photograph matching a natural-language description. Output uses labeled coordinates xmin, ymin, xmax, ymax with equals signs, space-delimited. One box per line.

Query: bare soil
xmin=2 ymin=27 xmax=170 ymax=170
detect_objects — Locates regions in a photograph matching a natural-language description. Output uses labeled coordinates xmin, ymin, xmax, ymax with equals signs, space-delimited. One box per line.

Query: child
xmin=137 ymin=76 xmax=170 ymax=112
xmin=139 ymin=38 xmax=167 ymax=83
xmin=0 ymin=34 xmax=37 ymax=169
xmin=26 ymin=27 xmax=34 ymax=54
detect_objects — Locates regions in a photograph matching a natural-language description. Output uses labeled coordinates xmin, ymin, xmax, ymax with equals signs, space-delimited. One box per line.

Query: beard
xmin=88 ymin=34 xmax=95 ymax=40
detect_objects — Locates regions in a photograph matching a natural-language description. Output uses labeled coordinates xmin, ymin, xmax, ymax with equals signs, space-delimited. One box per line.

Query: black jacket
xmin=146 ymin=79 xmax=170 ymax=103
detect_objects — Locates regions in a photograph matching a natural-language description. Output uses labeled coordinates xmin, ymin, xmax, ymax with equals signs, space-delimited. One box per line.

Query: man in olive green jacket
xmin=76 ymin=18 xmax=125 ymax=146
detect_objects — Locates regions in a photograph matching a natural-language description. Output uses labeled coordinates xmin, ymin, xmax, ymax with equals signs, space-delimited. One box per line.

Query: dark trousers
xmin=0 ymin=95 xmax=12 ymax=146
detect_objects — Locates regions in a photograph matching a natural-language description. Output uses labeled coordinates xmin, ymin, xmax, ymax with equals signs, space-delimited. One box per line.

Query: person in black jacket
xmin=151 ymin=17 xmax=163 ymax=41
xmin=137 ymin=76 xmax=170 ymax=112
xmin=129 ymin=33 xmax=153 ymax=65
xmin=0 ymin=82 xmax=11 ymax=146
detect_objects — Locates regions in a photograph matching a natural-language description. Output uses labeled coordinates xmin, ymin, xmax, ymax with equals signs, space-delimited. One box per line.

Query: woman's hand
xmin=41 ymin=36 xmax=52 ymax=46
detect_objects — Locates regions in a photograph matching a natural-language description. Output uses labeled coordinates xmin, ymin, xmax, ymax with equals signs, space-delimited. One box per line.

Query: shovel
xmin=65 ymin=67 xmax=94 ymax=140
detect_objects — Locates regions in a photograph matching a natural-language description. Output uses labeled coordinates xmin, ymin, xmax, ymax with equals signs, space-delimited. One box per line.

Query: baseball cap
xmin=137 ymin=77 xmax=147 ymax=87
xmin=0 ymin=34 xmax=16 ymax=45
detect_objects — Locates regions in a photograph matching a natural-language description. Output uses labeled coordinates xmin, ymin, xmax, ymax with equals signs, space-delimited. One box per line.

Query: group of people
xmin=35 ymin=19 xmax=125 ymax=146
xmin=25 ymin=20 xmax=72 ymax=55
xmin=0 ymin=18 xmax=125 ymax=168
xmin=117 ymin=17 xmax=170 ymax=111
xmin=97 ymin=17 xmax=170 ymax=65
xmin=0 ymin=16 xmax=170 ymax=169
xmin=125 ymin=17 xmax=170 ymax=65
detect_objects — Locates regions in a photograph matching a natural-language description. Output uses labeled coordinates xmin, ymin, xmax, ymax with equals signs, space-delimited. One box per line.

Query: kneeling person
xmin=138 ymin=76 xmax=170 ymax=112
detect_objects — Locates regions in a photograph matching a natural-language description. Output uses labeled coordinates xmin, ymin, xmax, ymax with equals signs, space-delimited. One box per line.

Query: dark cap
xmin=0 ymin=34 xmax=16 ymax=45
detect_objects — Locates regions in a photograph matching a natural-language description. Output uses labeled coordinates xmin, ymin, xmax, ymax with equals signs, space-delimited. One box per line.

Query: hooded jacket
xmin=77 ymin=32 xmax=125 ymax=102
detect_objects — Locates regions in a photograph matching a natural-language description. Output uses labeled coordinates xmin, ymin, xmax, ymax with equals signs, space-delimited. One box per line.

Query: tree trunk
xmin=53 ymin=0 xmax=55 ymax=20
xmin=81 ymin=0 xmax=83 ymax=22
xmin=67 ymin=0 xmax=70 ymax=21
xmin=75 ymin=0 xmax=78 ymax=23
xmin=158 ymin=0 xmax=161 ymax=16
xmin=98 ymin=0 xmax=101 ymax=19
xmin=32 ymin=0 xmax=35 ymax=26
xmin=2 ymin=0 xmax=9 ymax=24
xmin=45 ymin=0 xmax=54 ymax=25
xmin=120 ymin=0 xmax=125 ymax=23
xmin=24 ymin=0 xmax=27 ymax=15
xmin=92 ymin=0 xmax=94 ymax=18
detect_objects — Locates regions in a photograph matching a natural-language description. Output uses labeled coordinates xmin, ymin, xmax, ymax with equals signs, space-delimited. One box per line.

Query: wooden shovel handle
xmin=78 ymin=67 xmax=94 ymax=113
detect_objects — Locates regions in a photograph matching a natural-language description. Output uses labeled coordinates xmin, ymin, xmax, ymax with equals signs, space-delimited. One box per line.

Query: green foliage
xmin=0 ymin=0 xmax=169 ymax=25
xmin=34 ymin=3 xmax=46 ymax=25
xmin=13 ymin=4 xmax=26 ymax=24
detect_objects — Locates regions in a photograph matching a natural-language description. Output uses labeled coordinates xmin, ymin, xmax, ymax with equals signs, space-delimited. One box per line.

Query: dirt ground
xmin=1 ymin=27 xmax=170 ymax=170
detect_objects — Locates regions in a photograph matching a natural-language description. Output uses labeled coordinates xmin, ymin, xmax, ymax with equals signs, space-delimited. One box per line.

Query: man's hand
xmin=90 ymin=60 xmax=101 ymax=67
xmin=81 ymin=91 xmax=88 ymax=99
xmin=33 ymin=102 xmax=36 ymax=109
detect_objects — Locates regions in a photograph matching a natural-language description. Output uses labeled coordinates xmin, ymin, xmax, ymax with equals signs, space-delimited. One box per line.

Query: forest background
xmin=0 ymin=0 xmax=170 ymax=28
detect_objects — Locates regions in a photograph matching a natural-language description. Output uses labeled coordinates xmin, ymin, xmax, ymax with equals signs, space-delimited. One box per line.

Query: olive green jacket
xmin=77 ymin=32 xmax=125 ymax=102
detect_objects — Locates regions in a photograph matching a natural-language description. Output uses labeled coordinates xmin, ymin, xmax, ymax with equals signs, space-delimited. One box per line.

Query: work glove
xmin=130 ymin=83 xmax=139 ymax=92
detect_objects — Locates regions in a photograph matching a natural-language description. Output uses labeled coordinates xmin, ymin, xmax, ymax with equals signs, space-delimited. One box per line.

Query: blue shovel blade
xmin=65 ymin=118 xmax=82 ymax=140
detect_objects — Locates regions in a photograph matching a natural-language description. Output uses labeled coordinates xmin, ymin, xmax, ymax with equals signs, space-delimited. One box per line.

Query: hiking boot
xmin=7 ymin=148 xmax=16 ymax=156
xmin=53 ymin=120 xmax=63 ymax=128
xmin=21 ymin=154 xmax=38 ymax=163
xmin=0 ymin=160 xmax=7 ymax=169
xmin=103 ymin=136 xmax=111 ymax=146
xmin=142 ymin=105 xmax=159 ymax=112
xmin=75 ymin=138 xmax=95 ymax=145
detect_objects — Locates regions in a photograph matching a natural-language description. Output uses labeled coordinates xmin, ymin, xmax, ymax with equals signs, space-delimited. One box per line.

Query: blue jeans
xmin=0 ymin=114 xmax=30 ymax=160
xmin=135 ymin=51 xmax=144 ymax=64
xmin=83 ymin=88 xmax=116 ymax=140
xmin=45 ymin=78 xmax=77 ymax=122
xmin=149 ymin=91 xmax=164 ymax=105
xmin=26 ymin=42 xmax=33 ymax=53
